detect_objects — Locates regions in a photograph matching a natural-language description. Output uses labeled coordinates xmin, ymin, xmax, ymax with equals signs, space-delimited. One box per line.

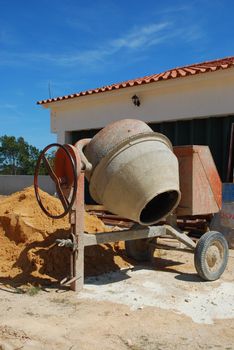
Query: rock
xmin=126 ymin=339 xmax=133 ymax=347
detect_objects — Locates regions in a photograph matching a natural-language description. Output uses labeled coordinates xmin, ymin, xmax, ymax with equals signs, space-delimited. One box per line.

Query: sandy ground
xmin=0 ymin=248 xmax=233 ymax=350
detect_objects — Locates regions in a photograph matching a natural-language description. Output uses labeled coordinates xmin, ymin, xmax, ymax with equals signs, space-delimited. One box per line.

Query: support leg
xmin=165 ymin=224 xmax=196 ymax=250
xmin=70 ymin=173 xmax=85 ymax=291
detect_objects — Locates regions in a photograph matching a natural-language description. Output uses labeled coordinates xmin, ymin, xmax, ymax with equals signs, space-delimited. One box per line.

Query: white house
xmin=38 ymin=56 xmax=234 ymax=181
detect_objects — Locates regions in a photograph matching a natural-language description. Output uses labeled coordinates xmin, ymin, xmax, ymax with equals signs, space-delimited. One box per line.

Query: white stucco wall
xmin=42 ymin=68 xmax=234 ymax=144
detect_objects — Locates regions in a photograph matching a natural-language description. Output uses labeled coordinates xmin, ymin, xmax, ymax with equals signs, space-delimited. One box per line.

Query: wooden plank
xmin=83 ymin=226 xmax=167 ymax=246
xmin=101 ymin=218 xmax=133 ymax=228
xmin=94 ymin=213 xmax=133 ymax=222
xmin=85 ymin=204 xmax=106 ymax=211
xmin=71 ymin=173 xmax=85 ymax=292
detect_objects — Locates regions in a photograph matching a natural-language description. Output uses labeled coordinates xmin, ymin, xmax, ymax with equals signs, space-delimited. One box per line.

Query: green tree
xmin=0 ymin=135 xmax=41 ymax=175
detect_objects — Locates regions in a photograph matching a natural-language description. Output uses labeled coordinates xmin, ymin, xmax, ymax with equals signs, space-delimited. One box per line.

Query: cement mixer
xmin=34 ymin=119 xmax=229 ymax=291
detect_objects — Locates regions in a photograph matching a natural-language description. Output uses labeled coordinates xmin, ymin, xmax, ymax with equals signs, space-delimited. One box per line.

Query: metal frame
xmin=58 ymin=172 xmax=196 ymax=292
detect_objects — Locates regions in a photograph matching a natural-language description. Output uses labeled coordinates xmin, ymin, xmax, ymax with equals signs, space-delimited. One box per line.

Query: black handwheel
xmin=194 ymin=231 xmax=229 ymax=281
xmin=34 ymin=143 xmax=78 ymax=219
xmin=125 ymin=239 xmax=152 ymax=262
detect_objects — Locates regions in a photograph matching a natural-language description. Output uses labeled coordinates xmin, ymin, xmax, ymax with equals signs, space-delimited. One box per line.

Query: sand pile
xmin=0 ymin=187 xmax=131 ymax=286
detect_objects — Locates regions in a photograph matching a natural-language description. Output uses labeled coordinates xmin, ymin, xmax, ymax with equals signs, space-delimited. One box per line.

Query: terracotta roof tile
xmin=177 ymin=68 xmax=187 ymax=76
xmin=37 ymin=56 xmax=234 ymax=105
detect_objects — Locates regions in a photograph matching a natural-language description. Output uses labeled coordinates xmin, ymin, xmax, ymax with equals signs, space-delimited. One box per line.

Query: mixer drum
xmin=84 ymin=119 xmax=181 ymax=225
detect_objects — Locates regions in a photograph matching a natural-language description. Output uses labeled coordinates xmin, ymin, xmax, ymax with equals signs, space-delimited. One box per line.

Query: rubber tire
xmin=194 ymin=231 xmax=229 ymax=281
xmin=125 ymin=239 xmax=150 ymax=262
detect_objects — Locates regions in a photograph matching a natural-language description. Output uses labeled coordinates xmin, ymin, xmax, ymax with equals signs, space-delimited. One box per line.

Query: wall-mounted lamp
xmin=132 ymin=94 xmax=141 ymax=107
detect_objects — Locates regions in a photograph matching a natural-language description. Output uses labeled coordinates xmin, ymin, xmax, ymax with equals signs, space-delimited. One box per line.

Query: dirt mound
xmin=0 ymin=187 xmax=131 ymax=286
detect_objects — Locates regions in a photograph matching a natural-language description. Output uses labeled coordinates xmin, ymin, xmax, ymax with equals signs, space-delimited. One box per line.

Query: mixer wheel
xmin=194 ymin=231 xmax=229 ymax=281
xmin=34 ymin=143 xmax=79 ymax=219
xmin=125 ymin=239 xmax=151 ymax=262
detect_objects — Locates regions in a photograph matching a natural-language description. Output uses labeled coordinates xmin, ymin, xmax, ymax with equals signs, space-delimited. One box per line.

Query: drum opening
xmin=140 ymin=191 xmax=179 ymax=224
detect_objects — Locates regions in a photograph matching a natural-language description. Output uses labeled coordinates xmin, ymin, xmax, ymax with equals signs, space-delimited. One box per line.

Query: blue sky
xmin=0 ymin=0 xmax=233 ymax=150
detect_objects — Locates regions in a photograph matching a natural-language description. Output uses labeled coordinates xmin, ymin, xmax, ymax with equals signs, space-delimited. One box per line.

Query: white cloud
xmin=0 ymin=20 xmax=203 ymax=68
xmin=44 ymin=22 xmax=172 ymax=65
xmin=155 ymin=4 xmax=193 ymax=15
xmin=111 ymin=22 xmax=170 ymax=50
